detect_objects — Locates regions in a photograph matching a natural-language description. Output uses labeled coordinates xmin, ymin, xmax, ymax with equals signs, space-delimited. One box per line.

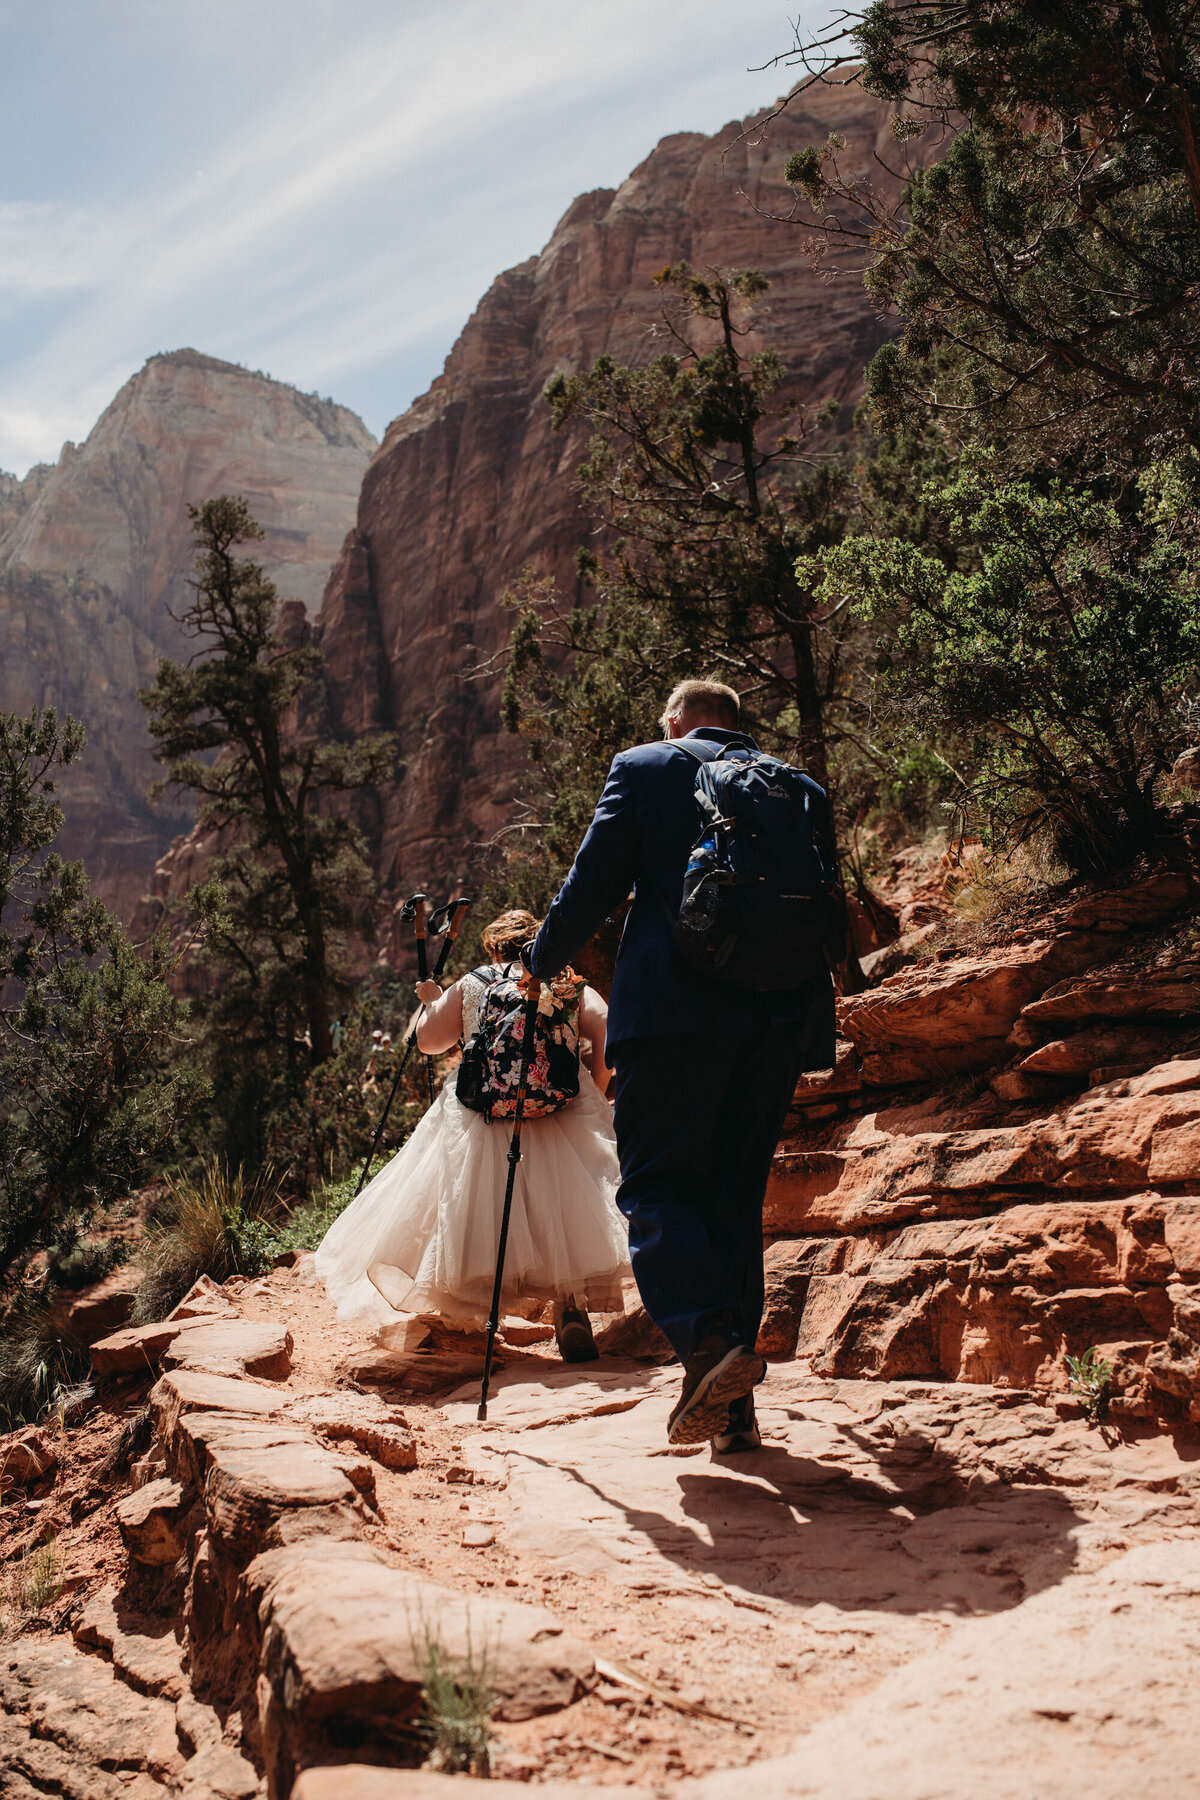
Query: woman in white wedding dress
xmin=315 ymin=909 xmax=629 ymax=1360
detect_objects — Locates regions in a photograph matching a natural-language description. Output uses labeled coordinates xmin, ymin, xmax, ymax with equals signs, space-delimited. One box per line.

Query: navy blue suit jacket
xmin=530 ymin=728 xmax=837 ymax=1061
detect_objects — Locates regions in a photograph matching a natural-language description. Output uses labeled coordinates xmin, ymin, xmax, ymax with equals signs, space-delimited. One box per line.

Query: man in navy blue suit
xmin=531 ymin=679 xmax=836 ymax=1450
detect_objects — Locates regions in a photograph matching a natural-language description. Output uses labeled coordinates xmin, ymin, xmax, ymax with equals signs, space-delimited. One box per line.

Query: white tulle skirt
xmin=315 ymin=1066 xmax=629 ymax=1330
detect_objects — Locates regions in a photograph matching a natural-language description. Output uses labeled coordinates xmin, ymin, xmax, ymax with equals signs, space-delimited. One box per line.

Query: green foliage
xmin=1066 ymin=1346 xmax=1114 ymax=1423
xmin=806 ymin=459 xmax=1200 ymax=868
xmin=268 ymin=1173 xmax=358 ymax=1256
xmin=139 ymin=496 xmax=397 ymax=1173
xmin=132 ymin=1161 xmax=283 ymax=1322
xmin=415 ymin=1616 xmax=495 ymax=1777
xmin=0 ymin=707 xmax=208 ymax=1296
xmin=782 ymin=2 xmax=1200 ymax=479
xmin=499 ymin=265 xmax=885 ymax=905
xmin=0 ymin=1294 xmax=89 ymax=1429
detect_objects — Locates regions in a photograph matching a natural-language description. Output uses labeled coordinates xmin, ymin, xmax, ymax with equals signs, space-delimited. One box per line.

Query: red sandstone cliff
xmin=0 ymin=352 xmax=375 ymax=916
xmin=312 ymin=91 xmax=899 ymax=906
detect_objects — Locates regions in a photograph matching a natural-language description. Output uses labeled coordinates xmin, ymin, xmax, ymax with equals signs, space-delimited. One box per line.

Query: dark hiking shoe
xmin=555 ymin=1303 xmax=599 ymax=1363
xmin=712 ymin=1392 xmax=762 ymax=1454
xmin=667 ymin=1335 xmax=765 ymax=1446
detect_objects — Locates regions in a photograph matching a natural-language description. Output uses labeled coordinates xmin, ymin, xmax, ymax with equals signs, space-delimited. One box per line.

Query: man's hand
xmin=415 ymin=979 xmax=442 ymax=1006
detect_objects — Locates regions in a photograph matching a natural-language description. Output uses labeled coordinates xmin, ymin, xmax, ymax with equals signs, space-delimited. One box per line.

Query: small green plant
xmin=20 ymin=1536 xmax=63 ymax=1614
xmin=1066 ymin=1347 xmax=1114 ymax=1423
xmin=414 ymin=1615 xmax=495 ymax=1776
xmin=268 ymin=1175 xmax=358 ymax=1258
xmin=133 ymin=1161 xmax=283 ymax=1321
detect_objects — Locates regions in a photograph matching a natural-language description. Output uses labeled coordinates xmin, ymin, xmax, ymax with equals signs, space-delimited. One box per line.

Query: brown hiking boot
xmin=554 ymin=1301 xmax=599 ymax=1363
xmin=667 ymin=1334 xmax=765 ymax=1446
xmin=712 ymin=1392 xmax=762 ymax=1454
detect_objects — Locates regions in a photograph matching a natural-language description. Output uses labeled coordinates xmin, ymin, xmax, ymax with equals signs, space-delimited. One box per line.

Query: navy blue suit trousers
xmin=610 ymin=1023 xmax=810 ymax=1364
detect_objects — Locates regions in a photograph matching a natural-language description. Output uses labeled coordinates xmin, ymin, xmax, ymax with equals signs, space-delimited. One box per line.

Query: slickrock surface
xmin=2 ymin=1249 xmax=1199 ymax=1800
xmin=0 ymin=351 xmax=375 ymax=915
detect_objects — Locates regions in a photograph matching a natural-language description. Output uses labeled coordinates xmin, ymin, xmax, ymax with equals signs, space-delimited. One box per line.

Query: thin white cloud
xmin=0 ymin=0 xmax=831 ymax=473
xmin=0 ymin=202 xmax=125 ymax=294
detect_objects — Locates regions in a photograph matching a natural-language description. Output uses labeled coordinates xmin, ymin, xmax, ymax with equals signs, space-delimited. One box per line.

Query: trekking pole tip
xmin=476 ymin=1402 xmax=487 ymax=1421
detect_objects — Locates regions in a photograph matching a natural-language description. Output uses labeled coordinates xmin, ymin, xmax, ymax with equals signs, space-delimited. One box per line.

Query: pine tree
xmin=139 ymin=496 xmax=397 ymax=1163
xmin=0 ymin=708 xmax=207 ymax=1292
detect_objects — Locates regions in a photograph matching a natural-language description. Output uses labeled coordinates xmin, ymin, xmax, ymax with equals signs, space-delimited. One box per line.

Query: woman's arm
xmin=578 ymin=985 xmax=613 ymax=1096
xmin=415 ymin=979 xmax=464 ymax=1056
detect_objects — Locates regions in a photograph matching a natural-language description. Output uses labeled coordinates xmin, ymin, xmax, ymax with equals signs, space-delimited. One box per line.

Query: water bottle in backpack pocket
xmin=665 ymin=742 xmax=844 ymax=991
xmin=455 ymin=964 xmax=582 ymax=1120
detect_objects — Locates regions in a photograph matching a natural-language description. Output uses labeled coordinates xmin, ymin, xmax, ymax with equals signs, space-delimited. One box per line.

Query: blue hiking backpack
xmin=664 ymin=740 xmax=843 ymax=991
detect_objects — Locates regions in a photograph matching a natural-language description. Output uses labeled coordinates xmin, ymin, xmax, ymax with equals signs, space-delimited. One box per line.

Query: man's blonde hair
xmin=481 ymin=908 xmax=542 ymax=961
xmin=659 ymin=679 xmax=741 ymax=736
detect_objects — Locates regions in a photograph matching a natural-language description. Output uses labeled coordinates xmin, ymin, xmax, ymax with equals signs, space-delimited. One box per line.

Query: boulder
xmin=1023 ymin=969 xmax=1200 ymax=1025
xmin=74 ymin=1585 xmax=186 ymax=1700
xmin=789 ymin=1196 xmax=1199 ymax=1400
xmin=162 ymin=1318 xmax=292 ymax=1380
xmin=791 ymin=1039 xmax=862 ymax=1108
xmin=861 ymin=1039 xmax=1008 ymax=1087
xmin=0 ymin=1640 xmax=183 ymax=1783
xmin=150 ymin=1368 xmax=286 ymax=1469
xmin=839 ymin=935 xmax=1106 ymax=1057
xmin=0 ymin=1425 xmax=57 ymax=1486
xmin=169 ymin=1274 xmax=239 ymax=1321
xmin=1017 ymin=1024 xmax=1177 ymax=1079
xmin=93 ymin=1315 xmax=292 ymax=1380
xmin=91 ymin=1317 xmax=187 ymax=1377
xmin=1143 ymin=1282 xmax=1200 ymax=1421
xmin=593 ymin=1307 xmax=673 ymax=1362
xmin=203 ymin=1433 xmax=368 ymax=1561
xmin=116 ymin=1476 xmax=191 ymax=1566
xmin=285 ymin=1392 xmax=418 ymax=1471
xmin=246 ymin=1547 xmax=595 ymax=1798
xmin=291 ymin=1770 xmax=615 ymax=1800
xmin=767 ymin=1060 xmax=1200 ymax=1235
xmin=1056 ymin=869 xmax=1193 ymax=931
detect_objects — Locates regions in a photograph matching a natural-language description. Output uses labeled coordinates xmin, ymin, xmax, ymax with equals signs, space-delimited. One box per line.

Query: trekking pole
xmin=477 ymin=973 xmax=542 ymax=1421
xmin=352 ymin=893 xmax=473 ymax=1195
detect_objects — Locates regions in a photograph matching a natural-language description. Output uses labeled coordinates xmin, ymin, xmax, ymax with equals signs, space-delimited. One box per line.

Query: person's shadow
xmin=517 ymin=1406 xmax=1086 ymax=1620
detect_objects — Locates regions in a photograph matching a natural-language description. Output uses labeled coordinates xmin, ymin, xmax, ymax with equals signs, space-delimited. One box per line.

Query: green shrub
xmin=132 ymin=1162 xmax=282 ymax=1321
xmin=805 ymin=459 xmax=1200 ymax=871
xmin=1066 ymin=1346 xmax=1114 ymax=1424
xmin=0 ymin=1295 xmax=89 ymax=1428
xmin=269 ymin=1175 xmax=358 ymax=1258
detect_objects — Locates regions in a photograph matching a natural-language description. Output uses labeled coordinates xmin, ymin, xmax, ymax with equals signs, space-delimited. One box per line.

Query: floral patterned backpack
xmin=455 ymin=963 xmax=583 ymax=1121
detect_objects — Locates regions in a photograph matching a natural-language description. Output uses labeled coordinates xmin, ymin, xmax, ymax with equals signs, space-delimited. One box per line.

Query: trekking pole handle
xmin=430 ymin=896 xmax=473 ymax=980
xmin=411 ymin=896 xmax=429 ymax=983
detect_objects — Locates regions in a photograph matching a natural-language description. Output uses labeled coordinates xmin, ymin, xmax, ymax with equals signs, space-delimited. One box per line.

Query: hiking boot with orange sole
xmin=667 ymin=1335 xmax=765 ymax=1445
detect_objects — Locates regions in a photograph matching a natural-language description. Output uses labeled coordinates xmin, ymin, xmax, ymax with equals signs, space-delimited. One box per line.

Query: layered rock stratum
xmin=304 ymin=87 xmax=899 ymax=908
xmin=0 ymin=352 xmax=375 ymax=915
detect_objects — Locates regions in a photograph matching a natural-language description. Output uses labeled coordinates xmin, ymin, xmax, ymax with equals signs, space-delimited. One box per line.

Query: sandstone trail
xmin=6 ymin=856 xmax=1200 ymax=1800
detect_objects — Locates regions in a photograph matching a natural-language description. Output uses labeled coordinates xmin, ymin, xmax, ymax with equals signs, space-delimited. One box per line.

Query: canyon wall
xmin=312 ymin=89 xmax=898 ymax=907
xmin=0 ymin=352 xmax=375 ymax=915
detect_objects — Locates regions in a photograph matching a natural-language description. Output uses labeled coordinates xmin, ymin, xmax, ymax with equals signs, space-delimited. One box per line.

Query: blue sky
xmin=0 ymin=0 xmax=834 ymax=475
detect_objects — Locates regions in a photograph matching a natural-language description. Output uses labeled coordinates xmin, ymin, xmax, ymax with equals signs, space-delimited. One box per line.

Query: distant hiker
xmin=316 ymin=909 xmax=629 ymax=1363
xmin=530 ymin=680 xmax=838 ymax=1449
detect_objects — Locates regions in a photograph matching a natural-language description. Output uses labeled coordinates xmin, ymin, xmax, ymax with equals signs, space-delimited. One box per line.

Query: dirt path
xmin=250 ymin=1259 xmax=1200 ymax=1795
xmin=4 ymin=1256 xmax=1200 ymax=1800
